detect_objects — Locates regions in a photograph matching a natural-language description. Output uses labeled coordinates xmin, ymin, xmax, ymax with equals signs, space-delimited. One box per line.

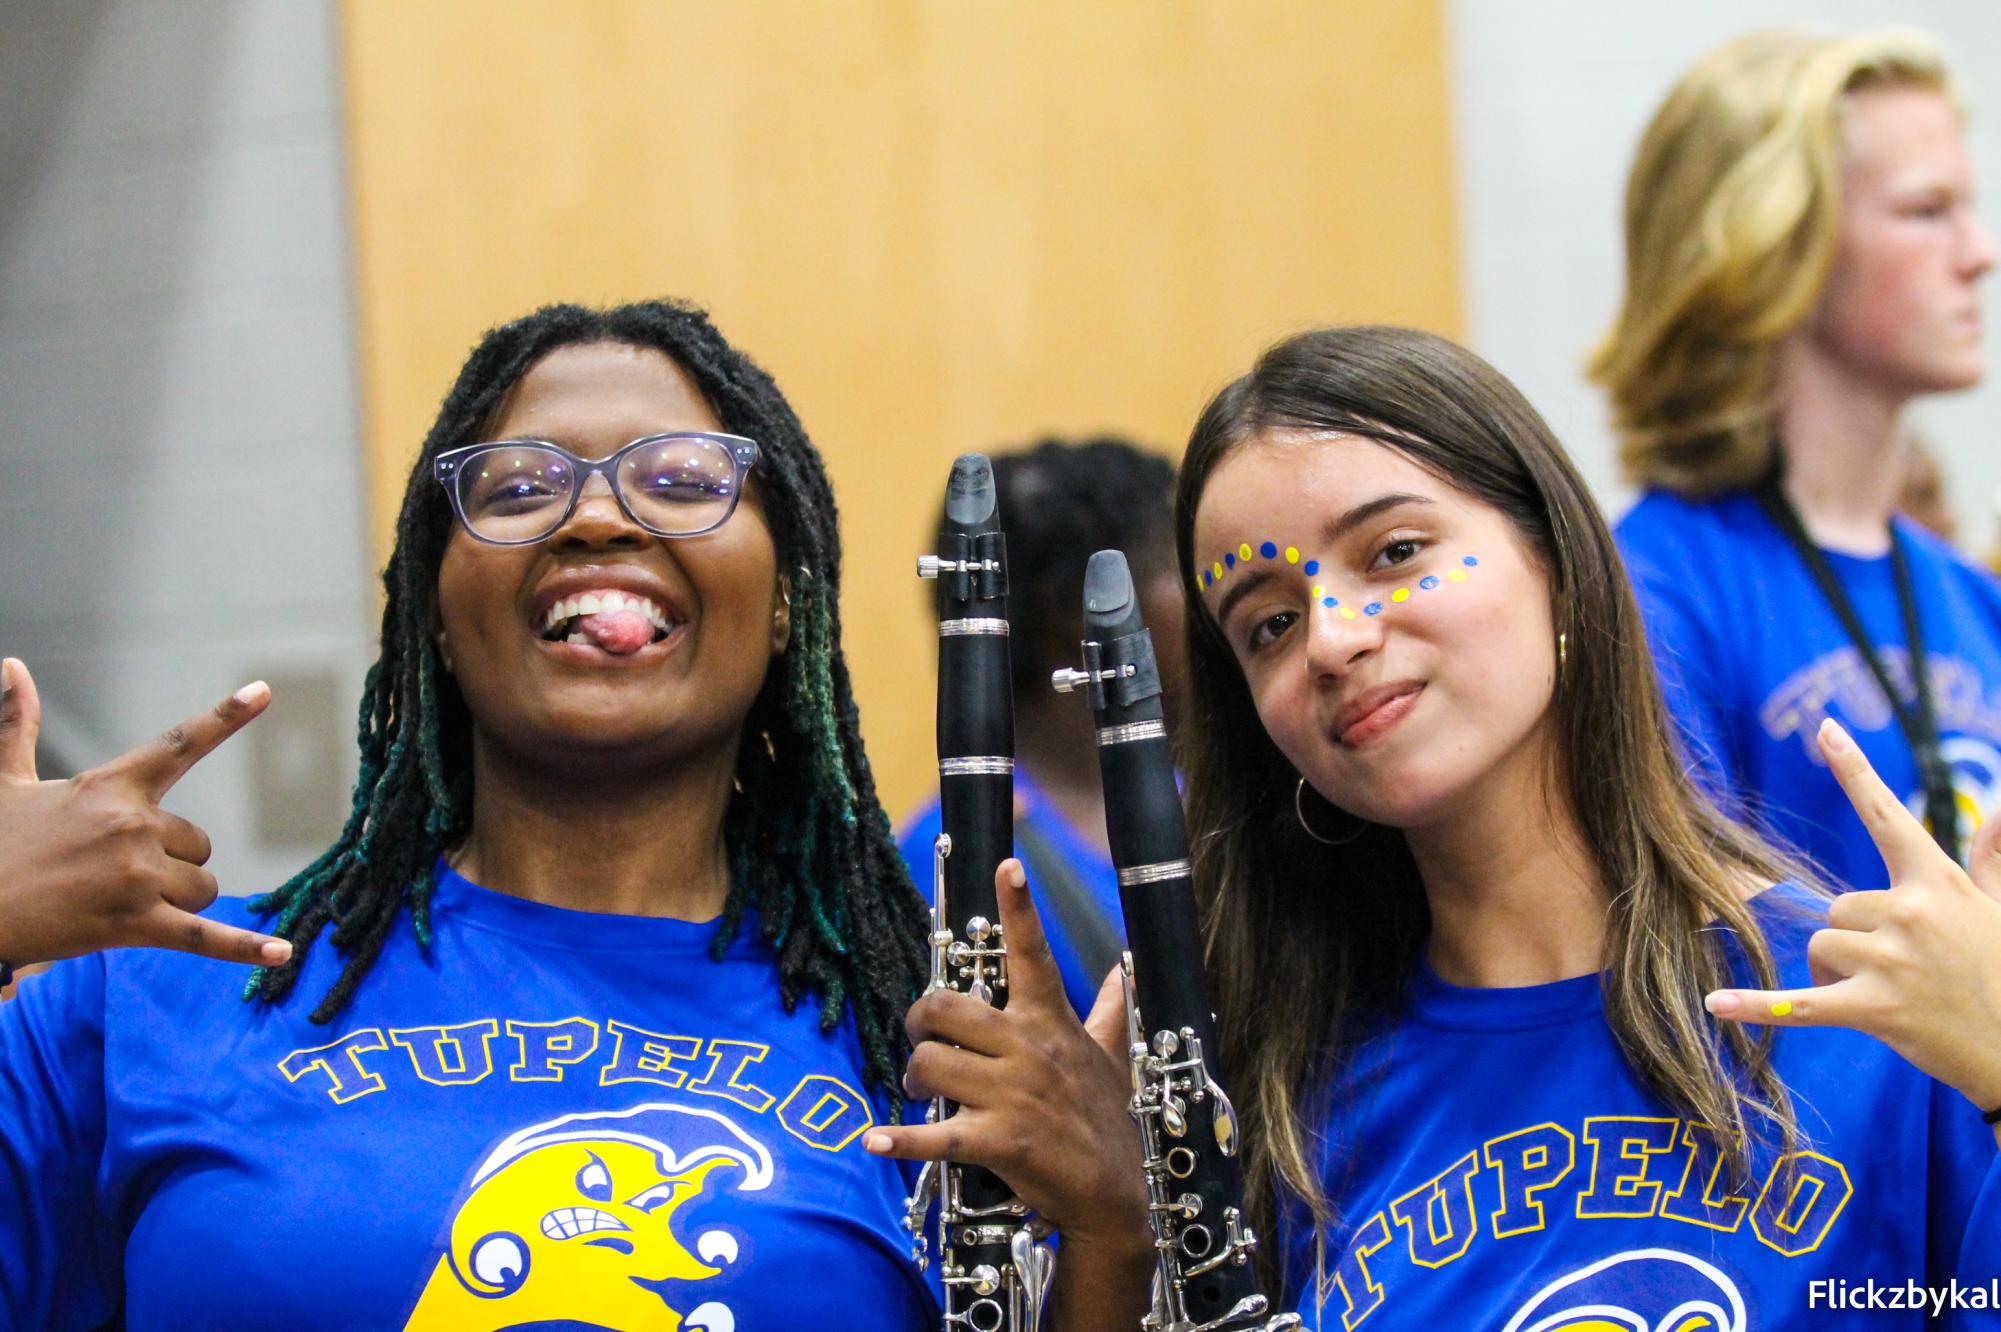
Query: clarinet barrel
xmin=1055 ymin=549 xmax=1298 ymax=1332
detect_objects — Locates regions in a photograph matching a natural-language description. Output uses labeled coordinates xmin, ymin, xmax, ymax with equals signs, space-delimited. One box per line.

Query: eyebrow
xmin=1207 ymin=491 xmax=1437 ymax=628
xmin=1322 ymin=491 xmax=1435 ymax=544
xmin=1214 ymin=567 xmax=1278 ymax=629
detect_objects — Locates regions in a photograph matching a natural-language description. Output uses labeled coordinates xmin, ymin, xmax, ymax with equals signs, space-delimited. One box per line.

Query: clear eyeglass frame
xmin=433 ymin=431 xmax=761 ymax=546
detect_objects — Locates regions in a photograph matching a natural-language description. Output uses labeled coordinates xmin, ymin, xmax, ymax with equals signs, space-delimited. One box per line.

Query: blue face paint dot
xmin=1364 ymin=602 xmax=1383 ymax=616
xmin=1303 ymin=560 xmax=1319 ymax=576
xmin=1419 ymin=575 xmax=1438 ymax=590
xmin=1260 ymin=541 xmax=1277 ymax=559
xmin=1200 ymin=571 xmax=1211 ymax=587
xmin=1322 ymin=597 xmax=1337 ymax=608
xmin=1224 ymin=552 xmax=1236 ymax=569
xmin=1463 ymin=555 xmax=1479 ymax=566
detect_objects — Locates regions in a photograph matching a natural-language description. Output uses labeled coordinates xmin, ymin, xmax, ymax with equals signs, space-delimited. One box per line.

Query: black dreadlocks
xmin=243 ymin=300 xmax=930 ymax=1108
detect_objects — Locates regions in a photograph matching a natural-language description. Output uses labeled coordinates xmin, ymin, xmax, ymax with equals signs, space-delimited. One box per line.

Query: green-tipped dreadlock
xmin=242 ymin=300 xmax=931 ymax=1112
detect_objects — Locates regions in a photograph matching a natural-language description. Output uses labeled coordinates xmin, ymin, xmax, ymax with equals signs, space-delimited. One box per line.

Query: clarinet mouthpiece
xmin=1082 ymin=549 xmax=1146 ymax=639
xmin=944 ymin=453 xmax=998 ymax=528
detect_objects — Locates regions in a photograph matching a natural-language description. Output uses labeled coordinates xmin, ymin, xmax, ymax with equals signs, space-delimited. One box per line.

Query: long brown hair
xmin=1173 ymin=326 xmax=1806 ymax=1282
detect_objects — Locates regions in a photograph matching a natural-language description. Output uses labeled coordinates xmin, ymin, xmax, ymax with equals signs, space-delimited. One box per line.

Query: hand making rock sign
xmin=0 ymin=657 xmax=293 ymax=973
xmin=1706 ymin=718 xmax=2001 ymax=1143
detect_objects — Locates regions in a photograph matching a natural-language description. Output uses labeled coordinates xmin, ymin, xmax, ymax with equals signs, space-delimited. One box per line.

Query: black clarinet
xmin=906 ymin=453 xmax=1054 ymax=1332
xmin=1053 ymin=550 xmax=1298 ymax=1332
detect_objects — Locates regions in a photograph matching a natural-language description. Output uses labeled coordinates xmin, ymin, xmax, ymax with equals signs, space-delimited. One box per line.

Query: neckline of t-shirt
xmin=428 ymin=858 xmax=757 ymax=957
xmin=1727 ymin=491 xmax=1923 ymax=574
xmin=1405 ymin=882 xmax=1795 ymax=1031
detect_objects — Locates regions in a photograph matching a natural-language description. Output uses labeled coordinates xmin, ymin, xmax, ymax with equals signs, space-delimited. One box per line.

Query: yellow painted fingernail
xmin=1770 ymin=1000 xmax=1793 ymax=1018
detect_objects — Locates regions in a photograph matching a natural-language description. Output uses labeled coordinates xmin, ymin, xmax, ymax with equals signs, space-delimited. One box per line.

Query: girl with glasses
xmin=0 ymin=299 xmax=1138 ymax=1328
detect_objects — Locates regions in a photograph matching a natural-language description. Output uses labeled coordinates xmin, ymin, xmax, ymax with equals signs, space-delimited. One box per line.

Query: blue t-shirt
xmin=1618 ymin=489 xmax=2001 ymax=889
xmin=897 ymin=772 xmax=1126 ymax=1019
xmin=1286 ymin=884 xmax=2001 ymax=1329
xmin=0 ymin=862 xmax=939 ymax=1330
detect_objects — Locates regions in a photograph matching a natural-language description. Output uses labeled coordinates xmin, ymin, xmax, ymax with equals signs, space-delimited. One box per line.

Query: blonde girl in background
xmin=1600 ymin=28 xmax=2001 ymax=890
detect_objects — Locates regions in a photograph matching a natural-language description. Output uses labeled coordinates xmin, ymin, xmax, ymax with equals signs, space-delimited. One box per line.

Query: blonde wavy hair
xmin=1590 ymin=28 xmax=1959 ymax=495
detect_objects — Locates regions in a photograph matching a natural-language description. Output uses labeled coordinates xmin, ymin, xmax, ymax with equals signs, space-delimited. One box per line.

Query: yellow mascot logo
xmin=404 ymin=1102 xmax=774 ymax=1331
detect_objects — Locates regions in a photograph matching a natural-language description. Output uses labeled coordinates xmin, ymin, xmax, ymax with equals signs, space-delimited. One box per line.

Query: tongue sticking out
xmin=575 ymin=611 xmax=655 ymax=656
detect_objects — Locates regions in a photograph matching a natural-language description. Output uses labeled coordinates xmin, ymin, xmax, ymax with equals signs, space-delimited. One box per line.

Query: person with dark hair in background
xmin=0 ymin=301 xmax=1146 ymax=1329
xmin=897 ymin=436 xmax=1185 ymax=1017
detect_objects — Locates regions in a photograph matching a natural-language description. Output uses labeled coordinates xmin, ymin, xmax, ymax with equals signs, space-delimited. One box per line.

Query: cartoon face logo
xmin=404 ymin=1103 xmax=774 ymax=1332
xmin=1501 ymin=1249 xmax=1747 ymax=1332
xmin=1912 ymin=735 xmax=2001 ymax=857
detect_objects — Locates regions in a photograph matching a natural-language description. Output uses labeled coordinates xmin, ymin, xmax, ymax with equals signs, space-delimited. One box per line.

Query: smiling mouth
xmin=537 ymin=590 xmax=679 ymax=654
xmin=1337 ymin=684 xmax=1423 ymax=746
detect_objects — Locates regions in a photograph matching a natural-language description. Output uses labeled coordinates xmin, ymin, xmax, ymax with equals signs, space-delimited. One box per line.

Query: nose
xmin=1960 ymin=206 xmax=1996 ymax=280
xmin=1302 ymin=597 xmax=1383 ymax=680
xmin=549 ymin=471 xmax=646 ymax=551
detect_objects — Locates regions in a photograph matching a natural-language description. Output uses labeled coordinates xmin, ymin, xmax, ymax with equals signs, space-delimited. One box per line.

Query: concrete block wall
xmin=0 ymin=0 xmax=373 ymax=897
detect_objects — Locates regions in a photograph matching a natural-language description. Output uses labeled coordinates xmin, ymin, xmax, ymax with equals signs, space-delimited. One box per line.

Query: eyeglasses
xmin=434 ymin=432 xmax=761 ymax=545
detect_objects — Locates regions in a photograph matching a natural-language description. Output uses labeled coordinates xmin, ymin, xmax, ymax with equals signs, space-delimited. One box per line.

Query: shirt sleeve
xmin=1928 ymin=1078 xmax=2001 ymax=1326
xmin=1622 ymin=545 xmax=1752 ymax=819
xmin=0 ymin=954 xmax=120 ymax=1327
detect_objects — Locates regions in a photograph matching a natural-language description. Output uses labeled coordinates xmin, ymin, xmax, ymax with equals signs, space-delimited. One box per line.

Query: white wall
xmin=1449 ymin=0 xmax=2001 ymax=547
xmin=0 ymin=0 xmax=372 ymax=896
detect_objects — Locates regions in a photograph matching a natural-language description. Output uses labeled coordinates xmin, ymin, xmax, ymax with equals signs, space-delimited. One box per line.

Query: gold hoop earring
xmin=1296 ymin=777 xmax=1367 ymax=846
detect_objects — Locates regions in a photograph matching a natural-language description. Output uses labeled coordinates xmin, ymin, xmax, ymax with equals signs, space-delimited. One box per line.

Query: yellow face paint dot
xmin=1392 ymin=587 xmax=1410 ymax=603
xmin=1285 ymin=546 xmax=1299 ymax=564
xmin=1446 ymin=568 xmax=1468 ymax=583
xmin=1770 ymin=1000 xmax=1794 ymax=1018
xmin=1213 ymin=562 xmax=1224 ymax=580
xmin=1340 ymin=607 xmax=1357 ymax=620
xmin=1312 ymin=585 xmax=1324 ymax=599
xmin=1238 ymin=543 xmax=1254 ymax=562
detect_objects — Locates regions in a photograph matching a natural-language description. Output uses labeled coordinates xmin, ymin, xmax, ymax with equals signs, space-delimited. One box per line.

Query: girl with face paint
xmin=892 ymin=324 xmax=2001 ymax=1328
xmin=1184 ymin=327 xmax=2001 ymax=1327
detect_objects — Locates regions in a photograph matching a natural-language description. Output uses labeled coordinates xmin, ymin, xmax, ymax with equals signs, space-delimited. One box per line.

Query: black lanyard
xmin=1752 ymin=475 xmax=1961 ymax=861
